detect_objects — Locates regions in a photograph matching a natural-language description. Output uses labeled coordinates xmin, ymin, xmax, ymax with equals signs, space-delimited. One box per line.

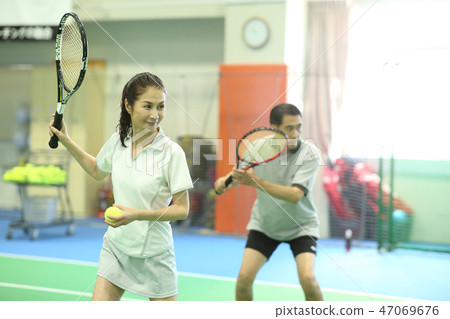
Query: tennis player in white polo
xmin=50 ymin=72 xmax=193 ymax=301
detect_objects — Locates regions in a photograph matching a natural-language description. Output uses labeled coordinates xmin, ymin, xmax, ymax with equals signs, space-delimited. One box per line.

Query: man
xmin=214 ymin=103 xmax=323 ymax=301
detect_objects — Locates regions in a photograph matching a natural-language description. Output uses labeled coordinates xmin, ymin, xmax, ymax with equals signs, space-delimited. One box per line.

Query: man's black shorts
xmin=245 ymin=229 xmax=318 ymax=260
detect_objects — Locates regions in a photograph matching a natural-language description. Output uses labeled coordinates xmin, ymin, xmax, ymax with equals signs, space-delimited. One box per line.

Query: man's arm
xmin=231 ymin=168 xmax=305 ymax=204
xmin=214 ymin=170 xmax=238 ymax=195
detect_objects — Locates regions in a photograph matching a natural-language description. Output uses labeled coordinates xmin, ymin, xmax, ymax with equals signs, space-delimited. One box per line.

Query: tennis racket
xmin=219 ymin=127 xmax=288 ymax=193
xmin=49 ymin=12 xmax=88 ymax=149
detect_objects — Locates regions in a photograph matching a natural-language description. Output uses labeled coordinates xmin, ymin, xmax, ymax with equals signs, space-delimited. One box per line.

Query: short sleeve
xmin=96 ymin=133 xmax=120 ymax=174
xmin=291 ymin=143 xmax=321 ymax=194
xmin=167 ymin=144 xmax=193 ymax=195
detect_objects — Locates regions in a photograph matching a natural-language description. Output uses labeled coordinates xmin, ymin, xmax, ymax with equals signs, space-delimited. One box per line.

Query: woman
xmin=49 ymin=72 xmax=193 ymax=301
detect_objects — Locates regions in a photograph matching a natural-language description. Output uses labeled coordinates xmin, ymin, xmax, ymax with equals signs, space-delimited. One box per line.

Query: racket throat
xmin=243 ymin=164 xmax=255 ymax=171
xmin=56 ymin=102 xmax=66 ymax=114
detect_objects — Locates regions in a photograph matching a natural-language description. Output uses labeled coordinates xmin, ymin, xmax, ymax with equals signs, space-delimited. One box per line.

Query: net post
xmin=377 ymin=147 xmax=385 ymax=252
xmin=387 ymin=151 xmax=395 ymax=251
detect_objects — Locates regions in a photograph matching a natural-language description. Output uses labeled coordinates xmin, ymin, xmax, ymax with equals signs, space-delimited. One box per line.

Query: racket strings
xmin=237 ymin=130 xmax=287 ymax=164
xmin=60 ymin=16 xmax=84 ymax=91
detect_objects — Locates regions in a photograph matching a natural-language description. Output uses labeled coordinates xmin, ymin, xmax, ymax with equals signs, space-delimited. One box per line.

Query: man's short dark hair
xmin=269 ymin=103 xmax=302 ymax=126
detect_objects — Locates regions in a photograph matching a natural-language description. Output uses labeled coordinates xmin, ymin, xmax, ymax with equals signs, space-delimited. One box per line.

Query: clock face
xmin=242 ymin=17 xmax=270 ymax=49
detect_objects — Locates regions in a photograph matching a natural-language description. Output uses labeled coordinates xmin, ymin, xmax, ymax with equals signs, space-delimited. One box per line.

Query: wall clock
xmin=242 ymin=17 xmax=270 ymax=49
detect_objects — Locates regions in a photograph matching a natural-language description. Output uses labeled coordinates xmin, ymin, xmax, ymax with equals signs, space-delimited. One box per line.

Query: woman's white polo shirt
xmin=96 ymin=129 xmax=193 ymax=258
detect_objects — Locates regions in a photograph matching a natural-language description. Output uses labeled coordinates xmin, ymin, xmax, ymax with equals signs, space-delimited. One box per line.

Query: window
xmin=339 ymin=0 xmax=450 ymax=160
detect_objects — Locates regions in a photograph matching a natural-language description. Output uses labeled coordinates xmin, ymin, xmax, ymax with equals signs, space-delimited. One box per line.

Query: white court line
xmin=0 ymin=252 xmax=98 ymax=267
xmin=1 ymin=253 xmax=424 ymax=301
xmin=178 ymin=271 xmax=425 ymax=301
xmin=0 ymin=282 xmax=140 ymax=301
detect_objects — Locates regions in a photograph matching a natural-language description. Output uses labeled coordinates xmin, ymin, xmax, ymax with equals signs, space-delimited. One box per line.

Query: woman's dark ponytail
xmin=118 ymin=82 xmax=132 ymax=147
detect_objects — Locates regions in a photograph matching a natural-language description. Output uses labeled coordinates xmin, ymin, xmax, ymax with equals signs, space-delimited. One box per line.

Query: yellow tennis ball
xmin=104 ymin=206 xmax=122 ymax=222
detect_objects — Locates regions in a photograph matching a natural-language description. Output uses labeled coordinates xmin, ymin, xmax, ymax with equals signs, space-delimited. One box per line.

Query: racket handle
xmin=49 ymin=112 xmax=63 ymax=149
xmin=215 ymin=175 xmax=234 ymax=195
xmin=224 ymin=175 xmax=233 ymax=187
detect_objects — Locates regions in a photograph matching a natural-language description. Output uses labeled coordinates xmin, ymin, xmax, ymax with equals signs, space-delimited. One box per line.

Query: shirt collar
xmin=289 ymin=139 xmax=302 ymax=154
xmin=125 ymin=127 xmax=170 ymax=151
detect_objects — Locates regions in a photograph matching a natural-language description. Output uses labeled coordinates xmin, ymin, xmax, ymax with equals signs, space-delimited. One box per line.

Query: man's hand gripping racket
xmin=215 ymin=127 xmax=288 ymax=195
xmin=49 ymin=12 xmax=88 ymax=149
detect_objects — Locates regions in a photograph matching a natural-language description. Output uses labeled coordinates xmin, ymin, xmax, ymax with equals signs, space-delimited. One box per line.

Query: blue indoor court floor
xmin=1 ymin=212 xmax=449 ymax=301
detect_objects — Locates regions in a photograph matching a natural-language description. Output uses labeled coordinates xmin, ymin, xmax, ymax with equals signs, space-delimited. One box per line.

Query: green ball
xmin=104 ymin=206 xmax=122 ymax=222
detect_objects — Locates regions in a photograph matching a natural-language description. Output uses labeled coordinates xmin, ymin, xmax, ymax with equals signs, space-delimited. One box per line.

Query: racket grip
xmin=215 ymin=175 xmax=234 ymax=195
xmin=49 ymin=112 xmax=63 ymax=149
xmin=224 ymin=175 xmax=233 ymax=187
